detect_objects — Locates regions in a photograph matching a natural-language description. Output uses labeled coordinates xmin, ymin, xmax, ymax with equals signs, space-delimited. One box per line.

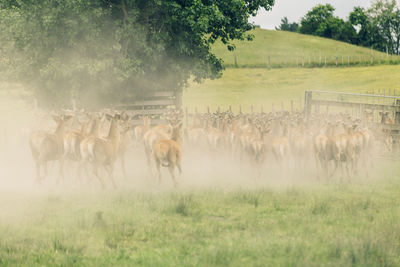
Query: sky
xmin=251 ymin=0 xmax=372 ymax=29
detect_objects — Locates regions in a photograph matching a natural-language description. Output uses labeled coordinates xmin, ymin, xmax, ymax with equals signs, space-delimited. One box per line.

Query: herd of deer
xmin=29 ymin=110 xmax=184 ymax=188
xmin=184 ymin=110 xmax=377 ymax=179
xmin=28 ymin=108 xmax=388 ymax=188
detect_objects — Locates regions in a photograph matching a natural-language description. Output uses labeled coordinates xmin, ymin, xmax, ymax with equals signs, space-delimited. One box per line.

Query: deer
xmin=134 ymin=116 xmax=151 ymax=147
xmin=64 ymin=115 xmax=90 ymax=162
xmin=143 ymin=109 xmax=183 ymax=173
xmin=153 ymin=121 xmax=183 ymax=187
xmin=117 ymin=113 xmax=133 ymax=180
xmin=84 ymin=113 xmax=122 ymax=189
xmin=270 ymin=120 xmax=290 ymax=167
xmin=75 ymin=114 xmax=103 ymax=182
xmin=29 ymin=114 xmax=72 ymax=184
xmin=313 ymin=125 xmax=331 ymax=180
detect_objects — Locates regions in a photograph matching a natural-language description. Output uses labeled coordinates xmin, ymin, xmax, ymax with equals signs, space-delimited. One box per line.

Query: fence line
xmin=229 ymin=54 xmax=400 ymax=69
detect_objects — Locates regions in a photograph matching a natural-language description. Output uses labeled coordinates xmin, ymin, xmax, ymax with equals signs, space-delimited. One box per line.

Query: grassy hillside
xmin=212 ymin=29 xmax=400 ymax=68
xmin=184 ymin=65 xmax=400 ymax=111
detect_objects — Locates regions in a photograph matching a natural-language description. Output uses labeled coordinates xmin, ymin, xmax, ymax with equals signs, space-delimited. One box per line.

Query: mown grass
xmin=184 ymin=65 xmax=400 ymax=112
xmin=212 ymin=29 xmax=400 ymax=68
xmin=0 ymin=162 xmax=400 ymax=266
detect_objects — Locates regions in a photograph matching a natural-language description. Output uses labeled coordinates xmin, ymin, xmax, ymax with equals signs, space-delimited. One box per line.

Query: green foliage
xmin=299 ymin=4 xmax=357 ymax=44
xmin=295 ymin=1 xmax=400 ymax=55
xmin=368 ymin=0 xmax=400 ymax=54
xmin=275 ymin=17 xmax=298 ymax=32
xmin=0 ymin=0 xmax=274 ymax=107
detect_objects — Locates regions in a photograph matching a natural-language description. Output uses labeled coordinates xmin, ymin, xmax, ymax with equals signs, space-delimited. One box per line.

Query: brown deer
xmin=153 ymin=121 xmax=183 ymax=187
xmin=64 ymin=116 xmax=90 ymax=162
xmin=84 ymin=114 xmax=121 ymax=188
xmin=143 ymin=110 xmax=183 ymax=171
xmin=117 ymin=114 xmax=133 ymax=180
xmin=29 ymin=114 xmax=72 ymax=184
xmin=134 ymin=116 xmax=151 ymax=146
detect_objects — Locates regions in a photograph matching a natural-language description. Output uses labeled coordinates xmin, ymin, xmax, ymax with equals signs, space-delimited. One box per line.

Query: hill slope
xmin=184 ymin=65 xmax=400 ymax=111
xmin=212 ymin=29 xmax=399 ymax=68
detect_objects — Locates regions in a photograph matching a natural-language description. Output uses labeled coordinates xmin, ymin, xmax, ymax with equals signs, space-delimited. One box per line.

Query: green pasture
xmin=0 ymin=161 xmax=400 ymax=266
xmin=213 ymin=29 xmax=400 ymax=68
xmin=184 ymin=65 xmax=400 ymax=112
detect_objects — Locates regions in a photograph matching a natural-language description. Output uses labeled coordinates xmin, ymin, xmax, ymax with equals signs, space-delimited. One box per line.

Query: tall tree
xmin=276 ymin=17 xmax=298 ymax=32
xmin=298 ymin=4 xmax=357 ymax=43
xmin=369 ymin=0 xmax=400 ymax=54
xmin=299 ymin=4 xmax=335 ymax=35
xmin=0 ymin=0 xmax=274 ymax=107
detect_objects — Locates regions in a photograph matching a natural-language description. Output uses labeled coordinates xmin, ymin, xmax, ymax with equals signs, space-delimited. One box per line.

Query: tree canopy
xmin=275 ymin=17 xmax=298 ymax=32
xmin=280 ymin=1 xmax=400 ymax=56
xmin=0 ymin=0 xmax=274 ymax=107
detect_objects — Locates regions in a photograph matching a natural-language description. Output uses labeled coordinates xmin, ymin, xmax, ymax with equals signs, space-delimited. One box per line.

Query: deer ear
xmin=105 ymin=114 xmax=113 ymax=120
xmin=63 ymin=115 xmax=73 ymax=122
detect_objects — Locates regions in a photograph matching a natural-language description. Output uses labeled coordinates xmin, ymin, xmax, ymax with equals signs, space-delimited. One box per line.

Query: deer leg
xmin=120 ymin=154 xmax=127 ymax=180
xmin=105 ymin=164 xmax=117 ymax=189
xmin=93 ymin=165 xmax=105 ymax=189
xmin=176 ymin=160 xmax=182 ymax=176
xmin=57 ymin=158 xmax=65 ymax=184
xmin=168 ymin=165 xmax=178 ymax=188
xmin=315 ymin=155 xmax=321 ymax=180
xmin=43 ymin=161 xmax=48 ymax=182
xmin=155 ymin=159 xmax=162 ymax=183
xmin=330 ymin=159 xmax=339 ymax=178
xmin=35 ymin=161 xmax=41 ymax=184
xmin=146 ymin=146 xmax=154 ymax=178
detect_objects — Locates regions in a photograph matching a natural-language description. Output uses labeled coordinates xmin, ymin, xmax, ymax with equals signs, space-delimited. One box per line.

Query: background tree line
xmin=0 ymin=0 xmax=274 ymax=107
xmin=276 ymin=0 xmax=400 ymax=55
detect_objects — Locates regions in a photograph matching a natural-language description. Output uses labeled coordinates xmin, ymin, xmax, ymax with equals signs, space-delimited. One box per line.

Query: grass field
xmin=212 ymin=29 xmax=400 ymax=68
xmin=184 ymin=65 xmax=400 ymax=111
xmin=0 ymin=161 xmax=399 ymax=266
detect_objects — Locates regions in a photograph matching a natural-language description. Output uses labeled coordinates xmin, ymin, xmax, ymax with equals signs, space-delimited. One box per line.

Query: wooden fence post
xmin=268 ymin=56 xmax=271 ymax=69
xmin=319 ymin=52 xmax=322 ymax=66
xmin=305 ymin=91 xmax=312 ymax=120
